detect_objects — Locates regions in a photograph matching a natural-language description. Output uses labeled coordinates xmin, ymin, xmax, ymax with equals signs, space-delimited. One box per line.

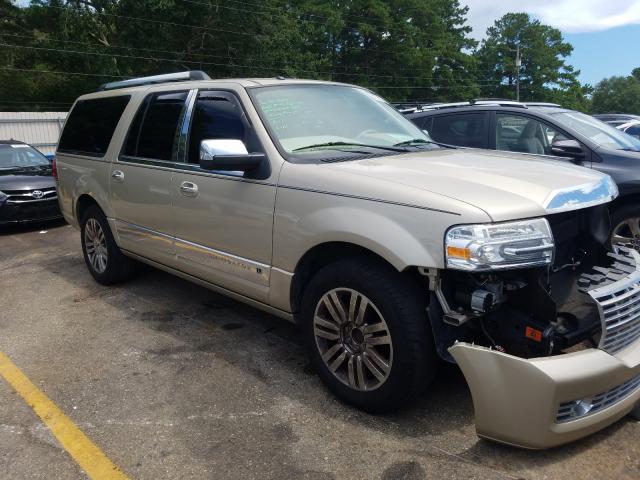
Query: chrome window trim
xmin=175 ymin=89 xmax=198 ymax=162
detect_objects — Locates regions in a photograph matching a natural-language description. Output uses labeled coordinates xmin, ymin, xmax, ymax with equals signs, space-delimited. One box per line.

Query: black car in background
xmin=404 ymin=101 xmax=640 ymax=250
xmin=0 ymin=140 xmax=62 ymax=225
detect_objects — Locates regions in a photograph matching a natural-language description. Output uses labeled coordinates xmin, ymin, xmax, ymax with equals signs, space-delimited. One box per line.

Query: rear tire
xmin=80 ymin=205 xmax=134 ymax=285
xmin=301 ymin=258 xmax=437 ymax=413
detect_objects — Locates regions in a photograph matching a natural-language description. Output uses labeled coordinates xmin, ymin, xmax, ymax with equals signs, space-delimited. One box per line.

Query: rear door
xmin=171 ymin=89 xmax=276 ymax=302
xmin=110 ymin=90 xmax=193 ymax=266
xmin=428 ymin=112 xmax=489 ymax=148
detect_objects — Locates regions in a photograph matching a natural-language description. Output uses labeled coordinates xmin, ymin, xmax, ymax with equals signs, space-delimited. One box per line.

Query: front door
xmin=171 ymin=90 xmax=276 ymax=302
xmin=110 ymin=90 xmax=191 ymax=266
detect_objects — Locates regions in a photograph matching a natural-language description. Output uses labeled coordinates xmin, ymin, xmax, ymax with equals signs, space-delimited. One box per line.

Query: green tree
xmin=0 ymin=0 xmax=482 ymax=109
xmin=591 ymin=75 xmax=640 ymax=114
xmin=474 ymin=13 xmax=589 ymax=109
xmin=294 ymin=0 xmax=479 ymax=101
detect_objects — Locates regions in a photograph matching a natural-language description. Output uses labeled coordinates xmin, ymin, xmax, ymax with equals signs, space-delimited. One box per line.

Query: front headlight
xmin=445 ymin=218 xmax=554 ymax=271
xmin=0 ymin=191 xmax=7 ymax=205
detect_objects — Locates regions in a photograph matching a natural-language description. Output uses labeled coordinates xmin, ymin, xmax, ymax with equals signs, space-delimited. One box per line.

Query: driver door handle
xmin=180 ymin=181 xmax=198 ymax=197
xmin=111 ymin=170 xmax=124 ymax=182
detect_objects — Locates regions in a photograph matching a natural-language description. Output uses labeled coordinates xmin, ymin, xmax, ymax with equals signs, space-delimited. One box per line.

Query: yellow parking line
xmin=0 ymin=352 xmax=130 ymax=480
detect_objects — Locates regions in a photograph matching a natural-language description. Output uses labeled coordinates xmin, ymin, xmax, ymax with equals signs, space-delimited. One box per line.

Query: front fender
xmin=272 ymin=188 xmax=464 ymax=273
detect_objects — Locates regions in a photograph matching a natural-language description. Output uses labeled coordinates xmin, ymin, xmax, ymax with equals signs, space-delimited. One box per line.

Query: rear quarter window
xmin=58 ymin=96 xmax=130 ymax=157
xmin=429 ymin=113 xmax=487 ymax=148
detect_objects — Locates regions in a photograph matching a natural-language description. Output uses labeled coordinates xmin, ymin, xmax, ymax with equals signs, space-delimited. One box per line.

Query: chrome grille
xmin=4 ymin=187 xmax=57 ymax=203
xmin=556 ymin=374 xmax=640 ymax=423
xmin=584 ymin=249 xmax=640 ymax=354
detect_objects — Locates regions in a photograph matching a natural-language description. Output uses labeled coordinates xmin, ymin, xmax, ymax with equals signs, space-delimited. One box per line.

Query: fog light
xmin=568 ymin=398 xmax=594 ymax=418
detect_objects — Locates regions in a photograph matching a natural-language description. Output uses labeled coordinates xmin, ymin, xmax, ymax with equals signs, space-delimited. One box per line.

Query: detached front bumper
xmin=449 ymin=249 xmax=640 ymax=449
xmin=450 ymin=340 xmax=640 ymax=449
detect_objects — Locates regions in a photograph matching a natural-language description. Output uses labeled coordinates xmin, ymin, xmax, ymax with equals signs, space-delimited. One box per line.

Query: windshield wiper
xmin=393 ymin=138 xmax=456 ymax=149
xmin=293 ymin=141 xmax=409 ymax=153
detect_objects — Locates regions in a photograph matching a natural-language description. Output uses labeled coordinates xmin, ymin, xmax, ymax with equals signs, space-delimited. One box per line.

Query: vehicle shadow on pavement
xmin=0 ymin=218 xmax=67 ymax=236
xmin=40 ymin=252 xmax=640 ymax=479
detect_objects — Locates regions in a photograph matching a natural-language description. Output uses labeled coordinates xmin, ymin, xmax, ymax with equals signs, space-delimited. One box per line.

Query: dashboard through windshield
xmin=552 ymin=111 xmax=640 ymax=151
xmin=250 ymin=84 xmax=436 ymax=160
xmin=0 ymin=144 xmax=50 ymax=170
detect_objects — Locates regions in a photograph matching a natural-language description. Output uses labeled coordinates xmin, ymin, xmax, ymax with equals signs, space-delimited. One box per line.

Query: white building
xmin=0 ymin=112 xmax=67 ymax=157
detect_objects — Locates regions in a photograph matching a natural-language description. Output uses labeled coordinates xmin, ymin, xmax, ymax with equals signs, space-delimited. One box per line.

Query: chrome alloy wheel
xmin=84 ymin=218 xmax=108 ymax=274
xmin=313 ymin=288 xmax=393 ymax=391
xmin=612 ymin=217 xmax=640 ymax=251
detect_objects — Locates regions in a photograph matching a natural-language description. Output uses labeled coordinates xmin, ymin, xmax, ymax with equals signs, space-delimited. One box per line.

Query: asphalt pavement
xmin=1 ymin=221 xmax=639 ymax=480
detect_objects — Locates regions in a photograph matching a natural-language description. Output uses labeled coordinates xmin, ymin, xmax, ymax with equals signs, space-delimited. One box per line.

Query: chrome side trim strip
xmin=121 ymin=249 xmax=294 ymax=323
xmin=115 ymin=219 xmax=174 ymax=246
xmin=175 ymin=237 xmax=270 ymax=287
xmin=114 ymin=219 xmax=271 ymax=288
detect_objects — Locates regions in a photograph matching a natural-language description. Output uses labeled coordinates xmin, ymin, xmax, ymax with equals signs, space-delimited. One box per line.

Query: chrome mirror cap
xmin=200 ymin=139 xmax=248 ymax=160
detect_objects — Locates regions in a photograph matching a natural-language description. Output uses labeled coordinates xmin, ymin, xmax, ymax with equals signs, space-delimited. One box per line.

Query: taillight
xmin=52 ymin=157 xmax=58 ymax=180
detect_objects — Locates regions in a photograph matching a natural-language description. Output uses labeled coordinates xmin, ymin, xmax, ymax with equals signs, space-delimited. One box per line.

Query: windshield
xmin=250 ymin=84 xmax=435 ymax=159
xmin=551 ymin=111 xmax=640 ymax=151
xmin=0 ymin=144 xmax=50 ymax=169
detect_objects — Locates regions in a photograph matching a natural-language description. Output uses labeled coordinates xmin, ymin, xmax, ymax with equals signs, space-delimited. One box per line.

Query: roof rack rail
xmin=99 ymin=70 xmax=211 ymax=91
xmin=522 ymin=102 xmax=561 ymax=108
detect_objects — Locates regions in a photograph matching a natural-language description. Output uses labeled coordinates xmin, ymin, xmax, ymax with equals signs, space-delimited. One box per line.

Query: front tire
xmin=80 ymin=205 xmax=134 ymax=285
xmin=611 ymin=205 xmax=640 ymax=252
xmin=301 ymin=258 xmax=437 ymax=413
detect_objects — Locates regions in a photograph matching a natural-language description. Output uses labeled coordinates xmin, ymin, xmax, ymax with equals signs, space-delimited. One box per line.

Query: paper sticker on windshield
xmin=10 ymin=144 xmax=29 ymax=148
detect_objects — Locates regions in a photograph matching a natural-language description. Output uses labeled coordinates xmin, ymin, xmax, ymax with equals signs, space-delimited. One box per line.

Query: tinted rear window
xmin=123 ymin=91 xmax=188 ymax=161
xmin=429 ymin=113 xmax=486 ymax=148
xmin=58 ymin=96 xmax=130 ymax=157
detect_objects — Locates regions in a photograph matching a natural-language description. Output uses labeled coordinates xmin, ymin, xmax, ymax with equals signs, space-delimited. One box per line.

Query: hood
xmin=320 ymin=148 xmax=615 ymax=222
xmin=0 ymin=169 xmax=54 ymax=191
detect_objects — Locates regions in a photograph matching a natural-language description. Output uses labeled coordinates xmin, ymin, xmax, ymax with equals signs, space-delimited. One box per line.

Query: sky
xmin=463 ymin=0 xmax=640 ymax=85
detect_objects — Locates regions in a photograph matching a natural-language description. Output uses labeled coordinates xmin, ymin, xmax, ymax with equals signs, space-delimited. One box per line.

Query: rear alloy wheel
xmin=84 ymin=218 xmax=108 ymax=274
xmin=313 ymin=288 xmax=393 ymax=391
xmin=80 ymin=205 xmax=134 ymax=285
xmin=301 ymin=258 xmax=437 ymax=413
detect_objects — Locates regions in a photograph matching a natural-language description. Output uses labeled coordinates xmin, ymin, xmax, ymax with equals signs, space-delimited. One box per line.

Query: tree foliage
xmin=474 ymin=13 xmax=589 ymax=110
xmin=591 ymin=74 xmax=640 ymax=114
xmin=0 ymin=2 xmax=593 ymax=111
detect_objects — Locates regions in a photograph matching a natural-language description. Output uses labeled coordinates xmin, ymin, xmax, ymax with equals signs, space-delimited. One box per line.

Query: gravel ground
xmin=1 ymin=221 xmax=639 ymax=480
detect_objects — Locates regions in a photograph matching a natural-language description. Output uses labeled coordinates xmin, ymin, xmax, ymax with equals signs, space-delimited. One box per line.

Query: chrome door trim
xmin=176 ymin=89 xmax=198 ymax=162
xmin=174 ymin=237 xmax=271 ymax=287
xmin=114 ymin=219 xmax=271 ymax=287
xmin=115 ymin=219 xmax=175 ymax=246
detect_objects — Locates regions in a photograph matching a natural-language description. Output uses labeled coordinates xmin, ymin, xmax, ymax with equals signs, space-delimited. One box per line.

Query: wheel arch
xmin=75 ymin=194 xmax=103 ymax=223
xmin=289 ymin=241 xmax=426 ymax=313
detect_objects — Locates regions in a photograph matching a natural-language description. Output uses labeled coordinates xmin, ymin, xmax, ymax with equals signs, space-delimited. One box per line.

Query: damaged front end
xmin=432 ymin=205 xmax=640 ymax=449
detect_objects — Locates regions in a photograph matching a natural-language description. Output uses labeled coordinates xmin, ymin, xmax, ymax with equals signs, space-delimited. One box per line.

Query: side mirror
xmin=199 ymin=139 xmax=265 ymax=173
xmin=551 ymin=139 xmax=585 ymax=159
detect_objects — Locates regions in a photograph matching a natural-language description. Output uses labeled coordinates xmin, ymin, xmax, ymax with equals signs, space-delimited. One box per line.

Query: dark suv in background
xmin=404 ymin=101 xmax=640 ymax=250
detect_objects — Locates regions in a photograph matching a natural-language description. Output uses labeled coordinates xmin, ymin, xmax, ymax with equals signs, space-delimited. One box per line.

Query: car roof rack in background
xmin=99 ymin=70 xmax=211 ymax=91
xmin=396 ymin=98 xmax=564 ymax=114
xmin=522 ymin=102 xmax=561 ymax=108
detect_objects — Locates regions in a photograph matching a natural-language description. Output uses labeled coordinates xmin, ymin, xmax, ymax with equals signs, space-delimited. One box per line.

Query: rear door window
xmin=58 ymin=96 xmax=130 ymax=157
xmin=123 ymin=91 xmax=189 ymax=161
xmin=429 ymin=113 xmax=487 ymax=148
